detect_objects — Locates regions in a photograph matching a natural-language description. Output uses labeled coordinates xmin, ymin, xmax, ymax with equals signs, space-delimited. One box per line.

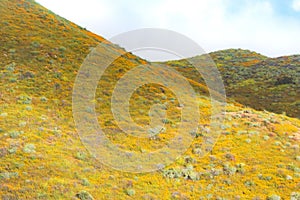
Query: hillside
xmin=0 ymin=0 xmax=300 ymax=199
xmin=165 ymin=49 xmax=300 ymax=118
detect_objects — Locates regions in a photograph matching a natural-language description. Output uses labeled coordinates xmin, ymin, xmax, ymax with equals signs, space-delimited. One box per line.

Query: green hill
xmin=165 ymin=49 xmax=300 ymax=118
xmin=0 ymin=0 xmax=299 ymax=199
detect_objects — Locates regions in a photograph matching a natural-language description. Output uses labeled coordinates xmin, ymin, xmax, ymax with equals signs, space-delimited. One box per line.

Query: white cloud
xmin=36 ymin=0 xmax=114 ymax=27
xmin=36 ymin=0 xmax=300 ymax=58
xmin=293 ymin=0 xmax=300 ymax=11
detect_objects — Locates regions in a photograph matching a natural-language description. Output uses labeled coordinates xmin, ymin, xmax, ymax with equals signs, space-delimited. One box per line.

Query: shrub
xmin=258 ymin=174 xmax=272 ymax=181
xmin=162 ymin=118 xmax=172 ymax=124
xmin=245 ymin=139 xmax=251 ymax=144
xmin=249 ymin=130 xmax=259 ymax=135
xmin=125 ymin=189 xmax=136 ymax=197
xmin=291 ymin=192 xmax=300 ymax=200
xmin=275 ymin=76 xmax=294 ymax=85
xmin=263 ymin=135 xmax=270 ymax=141
xmin=18 ymin=121 xmax=27 ymax=127
xmin=192 ymin=147 xmax=203 ymax=156
xmin=8 ymin=147 xmax=17 ymax=154
xmin=17 ymin=95 xmax=32 ymax=104
xmin=267 ymin=195 xmax=281 ymax=200
xmin=30 ymin=51 xmax=40 ymax=56
xmin=31 ymin=41 xmax=40 ymax=48
xmin=163 ymin=168 xmax=181 ymax=179
xmin=36 ymin=56 xmax=45 ymax=62
xmin=0 ymin=113 xmax=8 ymax=117
xmin=23 ymin=144 xmax=36 ymax=153
xmin=163 ymin=166 xmax=199 ymax=181
xmin=0 ymin=172 xmax=18 ymax=179
xmin=190 ymin=129 xmax=203 ymax=138
xmin=286 ymin=175 xmax=293 ymax=180
xmin=81 ymin=178 xmax=90 ymax=186
xmin=223 ymin=163 xmax=237 ymax=175
xmin=76 ymin=191 xmax=94 ymax=200
xmin=40 ymin=96 xmax=48 ymax=102
xmin=9 ymin=130 xmax=23 ymax=138
xmin=5 ymin=62 xmax=16 ymax=72
xmin=274 ymin=141 xmax=281 ymax=146
xmin=183 ymin=156 xmax=196 ymax=164
xmin=244 ymin=180 xmax=255 ymax=187
xmin=85 ymin=107 xmax=93 ymax=114
xmin=76 ymin=152 xmax=87 ymax=160
xmin=148 ymin=126 xmax=164 ymax=139
xmin=8 ymin=49 xmax=16 ymax=54
xmin=237 ymin=130 xmax=247 ymax=135
xmin=225 ymin=153 xmax=235 ymax=161
xmin=236 ymin=163 xmax=246 ymax=174
xmin=9 ymin=77 xmax=17 ymax=83
xmin=181 ymin=166 xmax=199 ymax=181
xmin=25 ymin=106 xmax=32 ymax=111
xmin=59 ymin=46 xmax=67 ymax=52
xmin=22 ymin=71 xmax=35 ymax=79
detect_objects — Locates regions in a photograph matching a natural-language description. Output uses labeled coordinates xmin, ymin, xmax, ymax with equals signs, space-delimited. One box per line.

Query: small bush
xmin=0 ymin=113 xmax=8 ymax=117
xmin=291 ymin=192 xmax=300 ymax=200
xmin=245 ymin=139 xmax=251 ymax=144
xmin=163 ymin=168 xmax=181 ymax=179
xmin=5 ymin=62 xmax=16 ymax=72
xmin=263 ymin=135 xmax=270 ymax=141
xmin=40 ymin=96 xmax=48 ymax=102
xmin=125 ymin=189 xmax=136 ymax=197
xmin=162 ymin=118 xmax=172 ymax=124
xmin=0 ymin=172 xmax=18 ymax=179
xmin=223 ymin=163 xmax=237 ymax=175
xmin=81 ymin=178 xmax=90 ymax=186
xmin=236 ymin=163 xmax=246 ymax=174
xmin=76 ymin=152 xmax=87 ymax=160
xmin=23 ymin=144 xmax=36 ymax=153
xmin=76 ymin=191 xmax=94 ymax=200
xmin=8 ymin=49 xmax=16 ymax=54
xmin=244 ymin=180 xmax=255 ymax=187
xmin=8 ymin=147 xmax=17 ymax=154
xmin=30 ymin=51 xmax=40 ymax=56
xmin=9 ymin=130 xmax=23 ymax=138
xmin=18 ymin=121 xmax=27 ymax=127
xmin=31 ymin=41 xmax=40 ymax=48
xmin=25 ymin=106 xmax=32 ymax=111
xmin=192 ymin=147 xmax=203 ymax=156
xmin=59 ymin=46 xmax=67 ymax=52
xmin=267 ymin=195 xmax=281 ymax=200
xmin=22 ymin=71 xmax=35 ymax=79
xmin=17 ymin=95 xmax=32 ymax=104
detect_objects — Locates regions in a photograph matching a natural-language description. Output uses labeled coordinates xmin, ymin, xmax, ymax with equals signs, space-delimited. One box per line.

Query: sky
xmin=36 ymin=0 xmax=300 ymax=59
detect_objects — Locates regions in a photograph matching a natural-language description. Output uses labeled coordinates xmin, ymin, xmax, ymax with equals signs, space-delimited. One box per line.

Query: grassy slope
xmin=0 ymin=0 xmax=300 ymax=199
xmin=165 ymin=49 xmax=300 ymax=118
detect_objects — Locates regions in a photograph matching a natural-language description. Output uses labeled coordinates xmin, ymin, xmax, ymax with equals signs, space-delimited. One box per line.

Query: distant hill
xmin=165 ymin=49 xmax=300 ymax=118
xmin=0 ymin=0 xmax=299 ymax=199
